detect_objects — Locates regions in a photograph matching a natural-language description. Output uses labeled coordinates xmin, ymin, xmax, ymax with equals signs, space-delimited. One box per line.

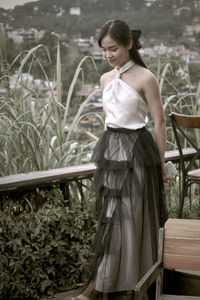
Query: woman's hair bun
xmin=131 ymin=30 xmax=142 ymax=50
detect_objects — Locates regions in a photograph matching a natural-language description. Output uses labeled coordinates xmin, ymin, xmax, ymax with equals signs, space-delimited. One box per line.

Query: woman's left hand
xmin=161 ymin=161 xmax=172 ymax=183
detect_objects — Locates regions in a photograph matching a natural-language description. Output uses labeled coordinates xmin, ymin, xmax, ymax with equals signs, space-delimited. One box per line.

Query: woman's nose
xmin=106 ymin=51 xmax=113 ymax=58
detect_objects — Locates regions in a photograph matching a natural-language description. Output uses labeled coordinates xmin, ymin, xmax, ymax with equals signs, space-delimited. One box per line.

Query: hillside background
xmin=0 ymin=0 xmax=200 ymax=49
xmin=1 ymin=0 xmax=200 ymax=114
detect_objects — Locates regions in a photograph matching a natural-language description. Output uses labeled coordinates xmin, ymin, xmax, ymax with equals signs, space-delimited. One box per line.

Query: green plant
xmin=0 ymin=24 xmax=101 ymax=176
xmin=0 ymin=186 xmax=97 ymax=299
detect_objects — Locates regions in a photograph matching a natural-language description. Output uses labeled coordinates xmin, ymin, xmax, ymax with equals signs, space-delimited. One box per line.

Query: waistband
xmin=107 ymin=126 xmax=146 ymax=133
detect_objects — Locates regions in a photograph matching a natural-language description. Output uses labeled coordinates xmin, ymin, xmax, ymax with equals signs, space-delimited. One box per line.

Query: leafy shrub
xmin=168 ymin=194 xmax=200 ymax=220
xmin=182 ymin=197 xmax=200 ymax=219
xmin=0 ymin=187 xmax=97 ymax=299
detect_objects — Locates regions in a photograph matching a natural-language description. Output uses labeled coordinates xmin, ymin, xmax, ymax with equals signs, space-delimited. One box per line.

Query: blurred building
xmin=145 ymin=0 xmax=156 ymax=7
xmin=7 ymin=27 xmax=45 ymax=43
xmin=69 ymin=6 xmax=81 ymax=16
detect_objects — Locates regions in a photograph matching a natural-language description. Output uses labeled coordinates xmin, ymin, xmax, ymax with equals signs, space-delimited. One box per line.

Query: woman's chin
xmin=108 ymin=60 xmax=117 ymax=66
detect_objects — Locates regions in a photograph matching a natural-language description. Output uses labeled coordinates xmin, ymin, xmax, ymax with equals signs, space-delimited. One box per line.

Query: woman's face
xmin=101 ymin=34 xmax=131 ymax=69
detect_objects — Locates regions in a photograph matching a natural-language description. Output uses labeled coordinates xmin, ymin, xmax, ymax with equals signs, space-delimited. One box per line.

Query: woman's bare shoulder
xmin=134 ymin=65 xmax=156 ymax=79
xmin=134 ymin=66 xmax=159 ymax=91
xmin=143 ymin=68 xmax=158 ymax=84
xmin=138 ymin=67 xmax=161 ymax=99
xmin=100 ymin=69 xmax=115 ymax=89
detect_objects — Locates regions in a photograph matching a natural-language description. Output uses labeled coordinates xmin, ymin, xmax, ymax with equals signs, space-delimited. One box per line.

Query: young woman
xmin=72 ymin=19 xmax=168 ymax=300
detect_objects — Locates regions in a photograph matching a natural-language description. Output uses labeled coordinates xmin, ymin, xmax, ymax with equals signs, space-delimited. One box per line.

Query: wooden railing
xmin=0 ymin=163 xmax=96 ymax=192
xmin=0 ymin=148 xmax=197 ymax=214
xmin=0 ymin=148 xmax=196 ymax=193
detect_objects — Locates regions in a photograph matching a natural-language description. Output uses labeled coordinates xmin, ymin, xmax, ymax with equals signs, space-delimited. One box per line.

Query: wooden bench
xmin=0 ymin=148 xmax=196 ymax=193
xmin=135 ymin=218 xmax=200 ymax=300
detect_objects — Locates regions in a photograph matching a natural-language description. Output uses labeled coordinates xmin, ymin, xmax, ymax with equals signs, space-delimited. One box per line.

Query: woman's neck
xmin=116 ymin=59 xmax=133 ymax=70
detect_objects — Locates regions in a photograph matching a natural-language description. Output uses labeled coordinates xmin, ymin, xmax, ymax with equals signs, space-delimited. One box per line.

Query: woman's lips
xmin=108 ymin=59 xmax=115 ymax=63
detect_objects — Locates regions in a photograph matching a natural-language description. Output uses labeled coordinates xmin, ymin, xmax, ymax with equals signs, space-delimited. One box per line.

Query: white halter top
xmin=103 ymin=60 xmax=148 ymax=130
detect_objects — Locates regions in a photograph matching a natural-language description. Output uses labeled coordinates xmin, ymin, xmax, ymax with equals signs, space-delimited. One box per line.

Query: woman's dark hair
xmin=98 ymin=20 xmax=147 ymax=69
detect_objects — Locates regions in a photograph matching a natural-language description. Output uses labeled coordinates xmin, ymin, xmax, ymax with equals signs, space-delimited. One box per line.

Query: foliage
xmin=147 ymin=56 xmax=200 ymax=151
xmin=168 ymin=193 xmax=200 ymax=220
xmin=182 ymin=197 xmax=200 ymax=219
xmin=0 ymin=186 xmax=97 ymax=299
xmin=0 ymin=26 xmax=99 ymax=298
xmin=0 ymin=24 xmax=101 ymax=176
xmin=6 ymin=32 xmax=99 ymax=99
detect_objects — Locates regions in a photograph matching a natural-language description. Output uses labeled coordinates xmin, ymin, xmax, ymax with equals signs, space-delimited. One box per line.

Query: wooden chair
xmin=135 ymin=218 xmax=200 ymax=300
xmin=170 ymin=112 xmax=200 ymax=217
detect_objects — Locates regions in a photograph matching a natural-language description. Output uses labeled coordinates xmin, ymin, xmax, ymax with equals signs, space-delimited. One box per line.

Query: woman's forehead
xmin=101 ymin=35 xmax=119 ymax=47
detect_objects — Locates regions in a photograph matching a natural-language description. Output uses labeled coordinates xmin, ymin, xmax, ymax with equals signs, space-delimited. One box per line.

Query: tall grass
xmin=156 ymin=56 xmax=200 ymax=216
xmin=0 ymin=25 xmax=101 ymax=176
xmin=155 ymin=56 xmax=200 ymax=150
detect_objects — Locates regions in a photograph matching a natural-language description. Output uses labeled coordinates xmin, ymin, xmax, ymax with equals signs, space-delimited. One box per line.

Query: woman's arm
xmin=100 ymin=74 xmax=107 ymax=131
xmin=143 ymin=71 xmax=168 ymax=181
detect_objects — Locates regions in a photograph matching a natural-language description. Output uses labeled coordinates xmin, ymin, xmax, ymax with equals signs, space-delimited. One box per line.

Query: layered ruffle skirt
xmin=89 ymin=126 xmax=166 ymax=294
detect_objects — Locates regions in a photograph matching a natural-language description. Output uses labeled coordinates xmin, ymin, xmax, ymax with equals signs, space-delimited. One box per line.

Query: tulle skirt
xmin=89 ymin=126 xmax=166 ymax=294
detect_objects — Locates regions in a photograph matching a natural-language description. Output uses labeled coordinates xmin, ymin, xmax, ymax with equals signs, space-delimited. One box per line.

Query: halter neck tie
xmin=115 ymin=60 xmax=135 ymax=79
